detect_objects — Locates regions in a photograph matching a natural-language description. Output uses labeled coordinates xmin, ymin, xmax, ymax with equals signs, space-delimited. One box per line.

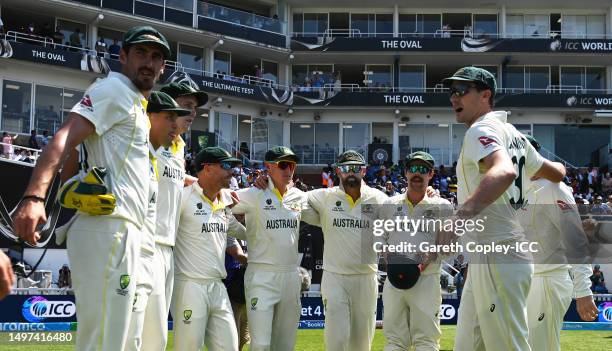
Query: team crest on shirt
xmin=183 ymin=310 xmax=192 ymax=324
xmin=79 ymin=94 xmax=93 ymax=112
xmin=332 ymin=201 xmax=344 ymax=212
xmin=362 ymin=204 xmax=373 ymax=214
xmin=263 ymin=199 xmax=276 ymax=211
xmin=116 ymin=274 xmax=130 ymax=296
xmin=194 ymin=203 xmax=208 ymax=216
xmin=250 ymin=298 xmax=258 ymax=311
xmin=478 ymin=136 xmax=497 ymax=148
xmin=556 ymin=200 xmax=572 ymax=212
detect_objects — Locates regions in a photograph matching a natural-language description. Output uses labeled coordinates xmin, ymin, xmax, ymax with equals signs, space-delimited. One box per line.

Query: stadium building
xmin=0 ymin=0 xmax=611 ymax=173
xmin=0 ymin=0 xmax=612 ymax=338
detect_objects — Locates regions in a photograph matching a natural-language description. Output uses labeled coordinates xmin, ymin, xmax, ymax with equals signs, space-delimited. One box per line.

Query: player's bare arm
xmin=458 ymin=148 xmax=516 ymax=218
xmin=227 ymin=244 xmax=248 ymax=266
xmin=12 ymin=113 xmax=94 ymax=245
xmin=0 ymin=251 xmax=15 ymax=299
xmin=532 ymin=159 xmax=566 ymax=183
xmin=575 ymin=295 xmax=598 ymax=321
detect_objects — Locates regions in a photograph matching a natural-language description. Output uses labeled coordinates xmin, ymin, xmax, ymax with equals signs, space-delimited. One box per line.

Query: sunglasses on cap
xmin=449 ymin=82 xmax=477 ymax=98
xmin=203 ymin=161 xmax=235 ymax=170
xmin=338 ymin=165 xmax=365 ymax=174
xmin=270 ymin=161 xmax=296 ymax=170
xmin=407 ymin=165 xmax=432 ymax=175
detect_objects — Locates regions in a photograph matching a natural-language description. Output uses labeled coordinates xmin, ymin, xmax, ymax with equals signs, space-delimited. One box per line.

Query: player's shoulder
xmin=388 ymin=193 xmax=405 ymax=204
xmin=364 ymin=185 xmax=388 ymax=203
xmin=426 ymin=195 xmax=452 ymax=207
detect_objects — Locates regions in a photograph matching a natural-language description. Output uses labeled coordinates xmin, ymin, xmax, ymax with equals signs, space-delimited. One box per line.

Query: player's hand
xmin=0 ymin=251 xmax=15 ymax=299
xmin=227 ymin=191 xmax=240 ymax=209
xmin=426 ymin=186 xmax=439 ymax=198
xmin=253 ymin=174 xmax=268 ymax=189
xmin=184 ymin=175 xmax=197 ymax=187
xmin=58 ymin=167 xmax=116 ymax=216
xmin=12 ymin=198 xmax=46 ymax=245
xmin=575 ymin=295 xmax=598 ymax=321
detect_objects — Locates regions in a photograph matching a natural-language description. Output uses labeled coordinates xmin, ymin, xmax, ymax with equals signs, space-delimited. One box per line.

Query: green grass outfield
xmin=1 ymin=326 xmax=611 ymax=350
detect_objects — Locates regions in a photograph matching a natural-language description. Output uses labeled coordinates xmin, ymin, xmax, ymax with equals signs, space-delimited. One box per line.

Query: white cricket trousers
xmin=125 ymin=248 xmax=155 ymax=351
xmin=171 ymin=277 xmax=238 ymax=351
xmin=66 ymin=216 xmax=141 ymax=351
xmin=383 ymin=274 xmax=441 ymax=351
xmin=244 ymin=263 xmax=301 ymax=351
xmin=526 ymin=269 xmax=573 ymax=351
xmin=321 ymin=271 xmax=378 ymax=351
xmin=454 ymin=252 xmax=533 ymax=351
xmin=141 ymin=243 xmax=174 ymax=351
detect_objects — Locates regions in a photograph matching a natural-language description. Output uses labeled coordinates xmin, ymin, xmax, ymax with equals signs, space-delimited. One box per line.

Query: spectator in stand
xmin=25 ymin=22 xmax=37 ymax=36
xmin=590 ymin=265 xmax=608 ymax=294
xmin=590 ymin=196 xmax=611 ymax=215
xmin=588 ymin=167 xmax=599 ymax=194
xmin=2 ymin=132 xmax=18 ymax=158
xmin=58 ymin=264 xmax=72 ymax=288
xmin=41 ymin=23 xmax=54 ymax=42
xmin=28 ymin=130 xmax=39 ymax=150
xmin=69 ymin=28 xmax=82 ymax=48
xmin=384 ymin=180 xmax=398 ymax=196
xmin=452 ymin=254 xmax=465 ymax=276
xmin=37 ymin=130 xmax=49 ymax=149
xmin=108 ymin=39 xmax=121 ymax=59
xmin=454 ymin=264 xmax=467 ymax=299
xmin=0 ymin=17 xmax=4 ymax=34
xmin=602 ymin=172 xmax=612 ymax=194
xmin=95 ymin=37 xmax=108 ymax=57
xmin=53 ymin=26 xmax=65 ymax=48
xmin=440 ymin=175 xmax=449 ymax=194
xmin=607 ymin=194 xmax=612 ymax=210
xmin=255 ymin=65 xmax=262 ymax=78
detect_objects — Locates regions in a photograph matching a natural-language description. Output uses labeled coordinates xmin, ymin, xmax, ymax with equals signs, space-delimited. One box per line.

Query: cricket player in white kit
xmin=380 ymin=152 xmax=453 ymax=351
xmin=519 ymin=136 xmax=599 ymax=351
xmin=232 ymin=146 xmax=314 ymax=351
xmin=125 ymin=91 xmax=189 ymax=351
xmin=11 ymin=26 xmax=171 ymax=351
xmin=140 ymin=82 xmax=209 ymax=351
xmin=440 ymin=67 xmax=566 ymax=351
xmin=306 ymin=150 xmax=388 ymax=351
xmin=172 ymin=146 xmax=244 ymax=350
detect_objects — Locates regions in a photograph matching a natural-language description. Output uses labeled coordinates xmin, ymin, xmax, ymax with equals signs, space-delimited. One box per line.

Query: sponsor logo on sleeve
xmin=478 ymin=136 xmax=497 ymax=147
xmin=79 ymin=94 xmax=93 ymax=112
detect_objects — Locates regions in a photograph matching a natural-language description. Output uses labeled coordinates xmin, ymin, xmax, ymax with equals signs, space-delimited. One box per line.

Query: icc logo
xmin=599 ymin=302 xmax=612 ymax=322
xmin=439 ymin=304 xmax=456 ymax=320
xmin=566 ymin=96 xmax=577 ymax=107
xmin=22 ymin=296 xmax=76 ymax=323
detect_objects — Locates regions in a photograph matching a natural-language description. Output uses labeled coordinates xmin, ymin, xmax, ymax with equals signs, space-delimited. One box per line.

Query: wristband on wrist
xmin=22 ymin=195 xmax=46 ymax=203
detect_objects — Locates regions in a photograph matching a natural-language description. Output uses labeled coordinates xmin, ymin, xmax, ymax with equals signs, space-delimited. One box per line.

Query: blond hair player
xmin=11 ymin=26 xmax=170 ymax=350
xmin=441 ymin=67 xmax=566 ymax=351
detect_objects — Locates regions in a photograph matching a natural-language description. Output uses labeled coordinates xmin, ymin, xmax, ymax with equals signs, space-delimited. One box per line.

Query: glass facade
xmin=215 ymin=112 xmax=238 ymax=154
xmin=178 ymin=44 xmax=204 ymax=74
xmin=34 ymin=85 xmax=62 ymax=134
xmin=343 ymin=123 xmax=370 ymax=158
xmin=399 ymin=65 xmax=425 ymax=92
xmin=214 ymin=51 xmax=231 ymax=76
xmin=473 ymin=14 xmax=498 ymax=38
xmin=2 ymin=81 xmax=32 ymax=134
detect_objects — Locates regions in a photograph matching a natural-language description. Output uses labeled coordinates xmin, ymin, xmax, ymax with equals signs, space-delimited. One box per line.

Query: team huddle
xmin=9 ymin=25 xmax=600 ymax=351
